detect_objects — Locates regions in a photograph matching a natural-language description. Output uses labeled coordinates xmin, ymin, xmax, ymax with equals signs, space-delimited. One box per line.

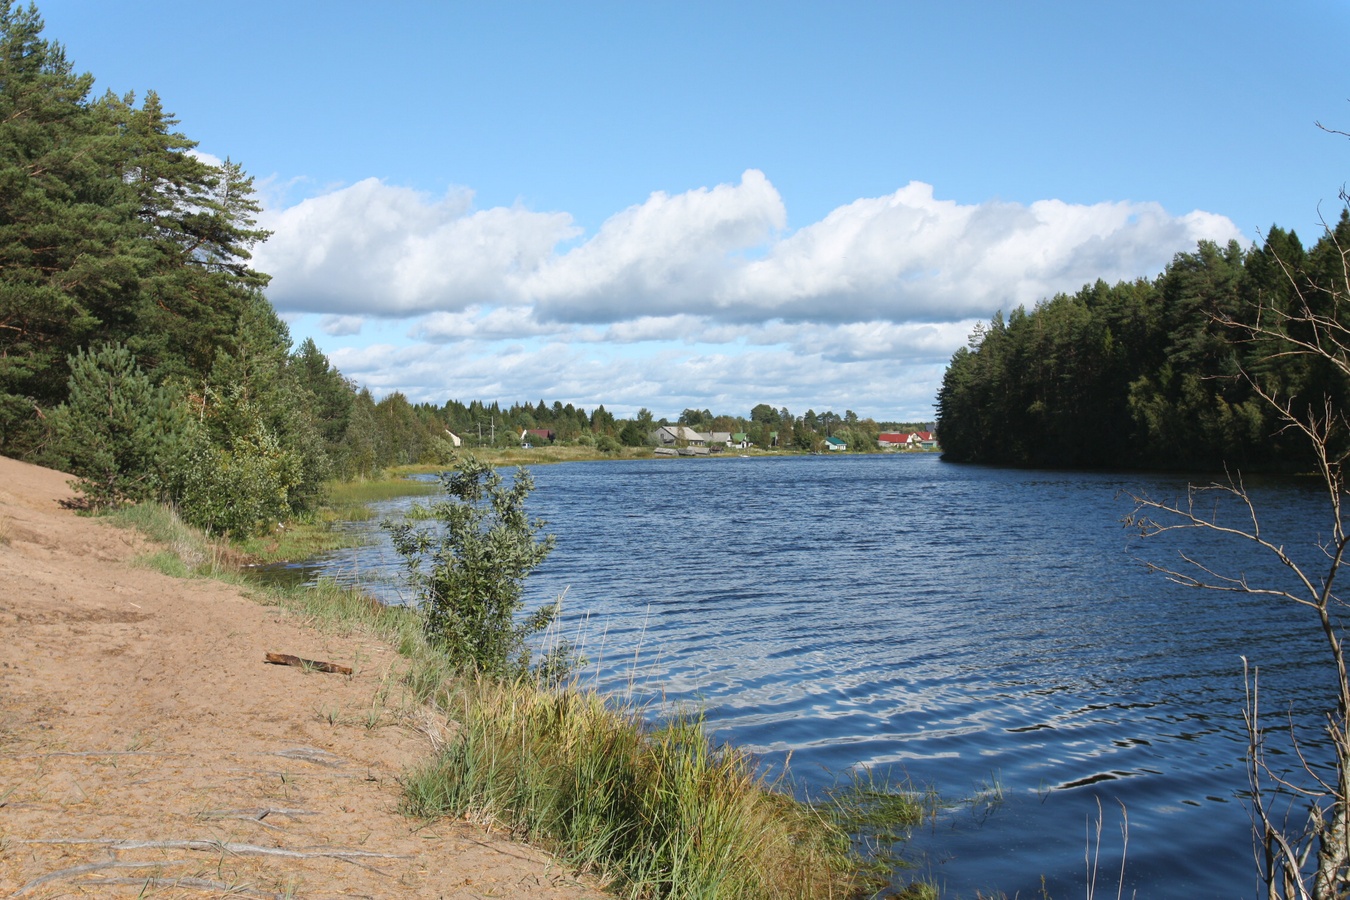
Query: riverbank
xmin=0 ymin=454 xmax=609 ymax=898
xmin=1 ymin=456 xmax=906 ymax=899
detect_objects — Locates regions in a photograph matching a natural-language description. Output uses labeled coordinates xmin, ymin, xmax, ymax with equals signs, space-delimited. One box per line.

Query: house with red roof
xmin=878 ymin=431 xmax=939 ymax=450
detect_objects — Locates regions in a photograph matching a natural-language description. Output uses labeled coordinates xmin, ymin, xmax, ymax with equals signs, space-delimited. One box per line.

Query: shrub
xmin=386 ymin=454 xmax=565 ymax=677
xmin=168 ymin=413 xmax=305 ymax=536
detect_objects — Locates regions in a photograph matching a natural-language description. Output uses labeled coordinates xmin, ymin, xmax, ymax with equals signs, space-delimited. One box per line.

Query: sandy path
xmin=0 ymin=456 xmax=607 ymax=899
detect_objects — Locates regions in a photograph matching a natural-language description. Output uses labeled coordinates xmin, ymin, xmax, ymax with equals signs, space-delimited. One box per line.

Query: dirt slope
xmin=0 ymin=456 xmax=606 ymax=899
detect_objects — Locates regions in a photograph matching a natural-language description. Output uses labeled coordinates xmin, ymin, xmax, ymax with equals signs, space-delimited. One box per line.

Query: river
xmin=271 ymin=453 xmax=1337 ymax=898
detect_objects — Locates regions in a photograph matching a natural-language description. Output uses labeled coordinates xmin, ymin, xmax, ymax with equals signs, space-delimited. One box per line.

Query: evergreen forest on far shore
xmin=936 ymin=220 xmax=1350 ymax=472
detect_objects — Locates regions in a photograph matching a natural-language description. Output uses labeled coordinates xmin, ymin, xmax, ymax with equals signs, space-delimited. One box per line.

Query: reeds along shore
xmin=107 ymin=499 xmax=929 ymax=900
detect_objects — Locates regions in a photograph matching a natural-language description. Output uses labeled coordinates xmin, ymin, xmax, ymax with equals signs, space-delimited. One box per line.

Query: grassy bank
xmin=404 ymin=675 xmax=899 ymax=900
xmin=105 ymin=499 xmax=932 ymax=899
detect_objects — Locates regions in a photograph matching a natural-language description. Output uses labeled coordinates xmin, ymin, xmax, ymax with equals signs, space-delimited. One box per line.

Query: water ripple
xmin=279 ymin=454 xmax=1333 ymax=898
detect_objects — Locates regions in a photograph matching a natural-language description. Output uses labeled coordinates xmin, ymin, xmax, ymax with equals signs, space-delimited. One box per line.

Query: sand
xmin=0 ymin=455 xmax=607 ymax=899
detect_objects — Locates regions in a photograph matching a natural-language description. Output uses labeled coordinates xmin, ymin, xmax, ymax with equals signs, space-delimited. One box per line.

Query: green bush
xmin=386 ymin=454 xmax=567 ymax=677
xmin=51 ymin=343 xmax=187 ymax=509
xmin=168 ymin=413 xmax=305 ymax=536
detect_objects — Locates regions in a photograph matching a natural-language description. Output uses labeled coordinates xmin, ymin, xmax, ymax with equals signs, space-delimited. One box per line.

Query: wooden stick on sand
xmin=264 ymin=652 xmax=352 ymax=675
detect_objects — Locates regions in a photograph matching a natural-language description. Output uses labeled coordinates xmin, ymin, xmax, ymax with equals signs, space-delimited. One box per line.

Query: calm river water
xmin=276 ymin=453 xmax=1338 ymax=898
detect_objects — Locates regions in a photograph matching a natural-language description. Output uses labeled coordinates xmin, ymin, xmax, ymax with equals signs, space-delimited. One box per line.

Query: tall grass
xmin=403 ymin=676 xmax=869 ymax=900
xmin=325 ymin=474 xmax=441 ymax=506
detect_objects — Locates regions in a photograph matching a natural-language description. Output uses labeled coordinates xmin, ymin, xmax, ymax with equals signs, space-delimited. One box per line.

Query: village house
xmin=651 ymin=425 xmax=706 ymax=447
xmin=520 ymin=428 xmax=555 ymax=446
xmin=878 ymin=431 xmax=939 ymax=450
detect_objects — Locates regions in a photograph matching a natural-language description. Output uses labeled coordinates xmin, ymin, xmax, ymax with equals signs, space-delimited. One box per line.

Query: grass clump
xmin=105 ymin=501 xmax=241 ymax=578
xmin=403 ymin=676 xmax=867 ymax=900
xmin=822 ymin=768 xmax=936 ymax=895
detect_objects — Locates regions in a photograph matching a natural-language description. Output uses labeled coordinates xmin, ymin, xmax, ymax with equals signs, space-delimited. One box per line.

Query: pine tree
xmin=51 ymin=342 xmax=185 ymax=508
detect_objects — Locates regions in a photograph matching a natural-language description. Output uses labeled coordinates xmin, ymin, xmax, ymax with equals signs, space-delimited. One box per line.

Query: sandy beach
xmin=0 ymin=454 xmax=606 ymax=899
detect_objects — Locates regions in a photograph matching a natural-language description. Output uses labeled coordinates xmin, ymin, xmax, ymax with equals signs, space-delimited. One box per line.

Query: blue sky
xmin=35 ymin=0 xmax=1350 ymax=421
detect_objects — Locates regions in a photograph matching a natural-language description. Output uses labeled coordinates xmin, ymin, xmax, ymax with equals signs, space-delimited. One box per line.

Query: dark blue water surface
xmin=281 ymin=453 xmax=1340 ymax=898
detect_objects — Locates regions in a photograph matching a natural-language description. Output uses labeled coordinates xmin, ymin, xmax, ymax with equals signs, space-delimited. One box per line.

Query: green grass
xmin=326 ymin=474 xmax=443 ymax=505
xmin=105 ymin=501 xmax=242 ymax=578
xmin=391 ymin=445 xmax=655 ymax=471
xmin=403 ymin=676 xmax=874 ymax=900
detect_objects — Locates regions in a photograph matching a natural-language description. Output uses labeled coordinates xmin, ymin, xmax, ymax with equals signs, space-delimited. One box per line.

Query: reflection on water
xmin=280 ymin=454 xmax=1330 ymax=898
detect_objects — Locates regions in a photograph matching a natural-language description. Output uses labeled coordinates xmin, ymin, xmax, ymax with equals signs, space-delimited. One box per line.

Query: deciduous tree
xmin=386 ymin=455 xmax=566 ymax=678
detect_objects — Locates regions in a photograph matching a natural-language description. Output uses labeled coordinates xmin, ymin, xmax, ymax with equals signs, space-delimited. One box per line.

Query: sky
xmin=32 ymin=1 xmax=1350 ymax=422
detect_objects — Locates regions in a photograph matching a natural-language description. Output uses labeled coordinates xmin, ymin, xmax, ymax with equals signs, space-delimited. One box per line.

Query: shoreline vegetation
xmin=105 ymin=468 xmax=936 ymax=900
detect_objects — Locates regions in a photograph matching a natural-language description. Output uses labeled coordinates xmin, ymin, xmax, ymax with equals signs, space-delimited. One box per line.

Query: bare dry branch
xmin=10 ymin=859 xmax=191 ymax=897
xmin=1132 ymin=188 xmax=1350 ymax=898
xmin=16 ymin=837 xmax=411 ymax=861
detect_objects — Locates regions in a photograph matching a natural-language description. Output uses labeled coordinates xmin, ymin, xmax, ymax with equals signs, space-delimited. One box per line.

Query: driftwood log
xmin=263 ymin=652 xmax=352 ymax=675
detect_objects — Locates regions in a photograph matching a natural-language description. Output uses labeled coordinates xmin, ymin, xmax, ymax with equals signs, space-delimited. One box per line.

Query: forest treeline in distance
xmin=0 ymin=5 xmax=925 ymax=535
xmin=936 ymin=217 xmax=1350 ymax=472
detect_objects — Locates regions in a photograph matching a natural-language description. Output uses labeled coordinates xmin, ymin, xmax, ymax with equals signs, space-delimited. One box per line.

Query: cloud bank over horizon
xmin=253 ymin=171 xmax=1243 ymax=420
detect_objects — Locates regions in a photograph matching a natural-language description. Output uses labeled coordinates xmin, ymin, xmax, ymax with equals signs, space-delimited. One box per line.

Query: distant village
xmin=643 ymin=427 xmax=939 ymax=455
xmin=440 ymin=425 xmax=940 ymax=456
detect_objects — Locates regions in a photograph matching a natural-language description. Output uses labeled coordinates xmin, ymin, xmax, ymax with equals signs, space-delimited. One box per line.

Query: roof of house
xmin=878 ymin=432 xmax=907 ymax=442
xmin=825 ymin=435 xmax=847 ymax=446
xmin=653 ymin=425 xmax=705 ymax=442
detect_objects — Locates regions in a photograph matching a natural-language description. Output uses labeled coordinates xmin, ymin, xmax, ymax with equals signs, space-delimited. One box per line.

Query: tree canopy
xmin=936 ymin=221 xmax=1350 ymax=472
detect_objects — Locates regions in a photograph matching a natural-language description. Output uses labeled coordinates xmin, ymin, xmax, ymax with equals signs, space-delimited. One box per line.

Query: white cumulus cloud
xmin=524 ymin=169 xmax=787 ymax=323
xmin=721 ymin=183 xmax=1243 ymax=322
xmin=319 ymin=314 xmax=364 ymax=336
xmin=269 ymin=172 xmax=1244 ymax=420
xmin=259 ymin=173 xmax=1240 ymax=332
xmin=254 ymin=179 xmax=577 ymax=315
